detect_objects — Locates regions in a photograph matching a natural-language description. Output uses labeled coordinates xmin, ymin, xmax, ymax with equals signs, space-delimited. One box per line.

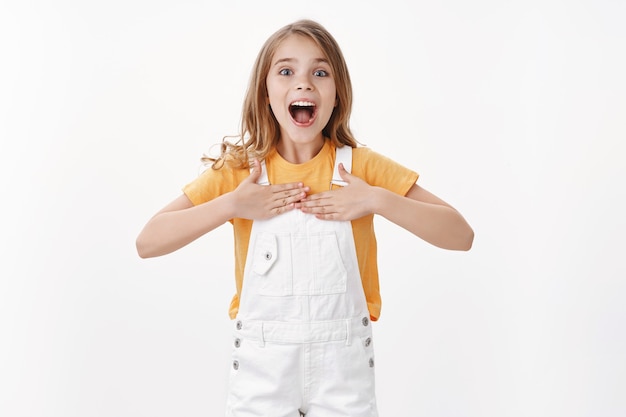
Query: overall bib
xmin=226 ymin=146 xmax=378 ymax=417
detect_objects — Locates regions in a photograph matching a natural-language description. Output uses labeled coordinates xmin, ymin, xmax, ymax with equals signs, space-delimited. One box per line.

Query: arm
xmin=297 ymin=163 xmax=474 ymax=251
xmin=136 ymin=159 xmax=309 ymax=258
xmin=135 ymin=192 xmax=234 ymax=259
xmin=374 ymin=182 xmax=474 ymax=251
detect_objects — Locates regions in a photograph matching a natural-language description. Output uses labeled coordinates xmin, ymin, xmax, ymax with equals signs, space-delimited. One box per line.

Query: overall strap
xmin=331 ymin=145 xmax=353 ymax=188
xmin=255 ymin=160 xmax=270 ymax=185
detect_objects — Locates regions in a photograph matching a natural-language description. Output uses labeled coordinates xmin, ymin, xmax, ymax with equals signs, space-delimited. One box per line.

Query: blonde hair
xmin=204 ymin=19 xmax=358 ymax=169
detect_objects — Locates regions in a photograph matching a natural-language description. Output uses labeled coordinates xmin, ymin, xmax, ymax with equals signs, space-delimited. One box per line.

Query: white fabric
xmin=331 ymin=145 xmax=352 ymax=187
xmin=227 ymin=146 xmax=378 ymax=417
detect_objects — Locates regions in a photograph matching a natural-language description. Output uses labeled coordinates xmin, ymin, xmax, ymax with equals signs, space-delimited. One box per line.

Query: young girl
xmin=136 ymin=19 xmax=473 ymax=417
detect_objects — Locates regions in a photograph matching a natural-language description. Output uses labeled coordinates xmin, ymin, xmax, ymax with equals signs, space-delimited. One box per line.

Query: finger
xmin=270 ymin=188 xmax=306 ymax=205
xmin=267 ymin=187 xmax=303 ymax=208
xmin=338 ymin=163 xmax=352 ymax=181
xmin=299 ymin=201 xmax=335 ymax=214
xmin=300 ymin=191 xmax=330 ymax=202
xmin=274 ymin=191 xmax=308 ymax=210
xmin=271 ymin=202 xmax=296 ymax=216
xmin=299 ymin=203 xmax=328 ymax=213
xmin=246 ymin=159 xmax=261 ymax=183
xmin=271 ymin=182 xmax=308 ymax=194
xmin=315 ymin=213 xmax=337 ymax=221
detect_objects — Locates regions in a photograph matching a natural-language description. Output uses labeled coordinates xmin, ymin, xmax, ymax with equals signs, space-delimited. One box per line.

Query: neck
xmin=276 ymin=136 xmax=325 ymax=164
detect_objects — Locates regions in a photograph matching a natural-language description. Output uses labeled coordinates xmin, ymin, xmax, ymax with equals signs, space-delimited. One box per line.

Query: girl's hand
xmin=232 ymin=159 xmax=309 ymax=220
xmin=297 ymin=163 xmax=376 ymax=221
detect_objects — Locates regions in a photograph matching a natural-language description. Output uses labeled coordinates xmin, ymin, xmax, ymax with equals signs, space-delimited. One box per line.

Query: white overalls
xmin=226 ymin=146 xmax=378 ymax=417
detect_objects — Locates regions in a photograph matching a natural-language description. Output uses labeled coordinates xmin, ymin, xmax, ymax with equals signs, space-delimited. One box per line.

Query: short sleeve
xmin=183 ymin=163 xmax=247 ymax=206
xmin=352 ymin=147 xmax=419 ymax=196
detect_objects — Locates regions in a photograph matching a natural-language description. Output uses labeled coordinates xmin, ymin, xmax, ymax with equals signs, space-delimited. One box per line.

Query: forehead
xmin=271 ymin=34 xmax=327 ymax=64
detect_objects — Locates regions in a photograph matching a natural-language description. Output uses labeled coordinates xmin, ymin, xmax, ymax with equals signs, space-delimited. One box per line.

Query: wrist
xmin=217 ymin=190 xmax=239 ymax=220
xmin=370 ymin=186 xmax=388 ymax=216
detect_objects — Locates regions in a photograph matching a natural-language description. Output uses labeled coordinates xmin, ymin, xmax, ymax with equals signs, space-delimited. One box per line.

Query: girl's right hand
xmin=231 ymin=159 xmax=309 ymax=220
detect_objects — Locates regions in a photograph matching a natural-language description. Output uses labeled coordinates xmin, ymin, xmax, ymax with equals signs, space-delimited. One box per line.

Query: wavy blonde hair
xmin=204 ymin=19 xmax=358 ymax=169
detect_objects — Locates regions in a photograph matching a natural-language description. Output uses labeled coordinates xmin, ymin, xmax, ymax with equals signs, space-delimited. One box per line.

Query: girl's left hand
xmin=296 ymin=163 xmax=376 ymax=221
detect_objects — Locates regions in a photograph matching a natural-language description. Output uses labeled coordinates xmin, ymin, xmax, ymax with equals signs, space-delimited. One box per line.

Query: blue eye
xmin=314 ymin=69 xmax=328 ymax=77
xmin=279 ymin=68 xmax=293 ymax=76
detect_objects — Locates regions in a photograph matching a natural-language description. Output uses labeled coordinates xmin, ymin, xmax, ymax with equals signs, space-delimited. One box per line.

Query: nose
xmin=294 ymin=73 xmax=314 ymax=91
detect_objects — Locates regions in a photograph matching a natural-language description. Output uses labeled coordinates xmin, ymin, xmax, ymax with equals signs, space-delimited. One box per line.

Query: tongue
xmin=293 ymin=108 xmax=311 ymax=123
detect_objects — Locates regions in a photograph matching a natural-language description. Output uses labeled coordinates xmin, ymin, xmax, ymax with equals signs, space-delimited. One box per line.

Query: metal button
xmin=362 ymin=317 xmax=369 ymax=326
xmin=369 ymin=358 xmax=374 ymax=368
xmin=233 ymin=360 xmax=239 ymax=370
xmin=236 ymin=320 xmax=242 ymax=330
xmin=364 ymin=337 xmax=371 ymax=347
xmin=234 ymin=338 xmax=241 ymax=348
xmin=264 ymin=251 xmax=272 ymax=261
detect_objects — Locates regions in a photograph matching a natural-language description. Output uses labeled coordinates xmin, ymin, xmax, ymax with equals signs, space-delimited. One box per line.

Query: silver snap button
xmin=369 ymin=358 xmax=374 ymax=368
xmin=233 ymin=360 xmax=239 ymax=370
xmin=362 ymin=317 xmax=369 ymax=326
xmin=236 ymin=320 xmax=242 ymax=330
xmin=234 ymin=338 xmax=241 ymax=348
xmin=264 ymin=251 xmax=272 ymax=261
xmin=364 ymin=337 xmax=371 ymax=347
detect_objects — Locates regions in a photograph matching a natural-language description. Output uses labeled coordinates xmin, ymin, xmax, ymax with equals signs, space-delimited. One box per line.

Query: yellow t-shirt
xmin=183 ymin=140 xmax=419 ymax=321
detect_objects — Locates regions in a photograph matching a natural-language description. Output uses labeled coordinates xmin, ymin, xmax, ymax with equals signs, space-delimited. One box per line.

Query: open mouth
xmin=289 ymin=101 xmax=317 ymax=124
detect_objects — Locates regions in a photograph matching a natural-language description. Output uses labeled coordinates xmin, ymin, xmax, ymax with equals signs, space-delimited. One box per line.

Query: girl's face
xmin=266 ymin=34 xmax=337 ymax=157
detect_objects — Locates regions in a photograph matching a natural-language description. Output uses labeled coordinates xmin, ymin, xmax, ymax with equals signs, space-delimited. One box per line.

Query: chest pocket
xmin=251 ymin=231 xmax=348 ymax=296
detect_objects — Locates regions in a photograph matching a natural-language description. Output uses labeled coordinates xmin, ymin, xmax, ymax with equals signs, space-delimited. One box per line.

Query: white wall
xmin=1 ymin=1 xmax=625 ymax=416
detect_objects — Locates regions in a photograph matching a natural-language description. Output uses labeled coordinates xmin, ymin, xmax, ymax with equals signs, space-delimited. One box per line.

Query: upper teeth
xmin=292 ymin=101 xmax=315 ymax=107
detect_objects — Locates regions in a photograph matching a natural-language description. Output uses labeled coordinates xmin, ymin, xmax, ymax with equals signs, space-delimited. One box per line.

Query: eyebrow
xmin=272 ymin=57 xmax=329 ymax=67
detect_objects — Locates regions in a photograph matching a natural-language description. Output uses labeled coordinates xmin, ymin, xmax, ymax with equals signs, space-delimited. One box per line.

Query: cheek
xmin=328 ymin=86 xmax=338 ymax=107
xmin=325 ymin=91 xmax=338 ymax=114
xmin=265 ymin=79 xmax=277 ymax=105
xmin=267 ymin=88 xmax=285 ymax=107
xmin=266 ymin=91 xmax=280 ymax=111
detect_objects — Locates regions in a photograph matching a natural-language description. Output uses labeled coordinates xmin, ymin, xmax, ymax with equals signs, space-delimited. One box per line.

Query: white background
xmin=1 ymin=1 xmax=625 ymax=416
